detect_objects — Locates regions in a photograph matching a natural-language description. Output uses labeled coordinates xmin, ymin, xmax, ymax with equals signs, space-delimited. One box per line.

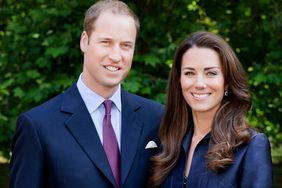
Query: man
xmin=9 ymin=1 xmax=164 ymax=187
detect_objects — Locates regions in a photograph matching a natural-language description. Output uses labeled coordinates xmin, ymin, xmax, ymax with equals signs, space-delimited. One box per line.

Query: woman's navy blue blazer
xmin=161 ymin=128 xmax=273 ymax=188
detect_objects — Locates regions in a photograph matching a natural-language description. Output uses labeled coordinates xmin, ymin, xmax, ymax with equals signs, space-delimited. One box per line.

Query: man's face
xmin=80 ymin=11 xmax=137 ymax=98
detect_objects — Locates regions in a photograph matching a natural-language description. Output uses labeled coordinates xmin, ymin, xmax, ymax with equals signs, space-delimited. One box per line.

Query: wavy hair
xmin=148 ymin=31 xmax=252 ymax=187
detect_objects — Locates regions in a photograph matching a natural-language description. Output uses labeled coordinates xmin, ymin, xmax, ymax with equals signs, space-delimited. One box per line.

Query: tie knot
xmin=103 ymin=100 xmax=112 ymax=115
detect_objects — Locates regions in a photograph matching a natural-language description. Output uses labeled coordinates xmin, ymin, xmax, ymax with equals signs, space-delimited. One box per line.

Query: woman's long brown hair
xmin=148 ymin=31 xmax=251 ymax=187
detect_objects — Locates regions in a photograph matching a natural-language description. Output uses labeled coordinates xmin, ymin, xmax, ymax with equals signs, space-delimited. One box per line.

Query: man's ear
xmin=80 ymin=31 xmax=89 ymax=52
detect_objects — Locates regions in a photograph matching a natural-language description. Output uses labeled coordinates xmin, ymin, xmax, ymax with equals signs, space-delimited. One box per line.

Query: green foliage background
xmin=0 ymin=0 xmax=281 ymax=158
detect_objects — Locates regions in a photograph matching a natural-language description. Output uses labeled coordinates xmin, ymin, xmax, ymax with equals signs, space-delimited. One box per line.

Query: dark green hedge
xmin=0 ymin=0 xmax=281 ymax=158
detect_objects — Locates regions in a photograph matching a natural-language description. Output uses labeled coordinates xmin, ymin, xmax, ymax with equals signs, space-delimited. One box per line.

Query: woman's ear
xmin=80 ymin=31 xmax=89 ymax=53
xmin=224 ymin=83 xmax=229 ymax=91
xmin=224 ymin=84 xmax=229 ymax=97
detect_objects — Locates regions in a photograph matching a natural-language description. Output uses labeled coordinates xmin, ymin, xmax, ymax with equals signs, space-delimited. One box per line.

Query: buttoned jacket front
xmin=10 ymin=83 xmax=164 ymax=188
xmin=161 ymin=126 xmax=273 ymax=188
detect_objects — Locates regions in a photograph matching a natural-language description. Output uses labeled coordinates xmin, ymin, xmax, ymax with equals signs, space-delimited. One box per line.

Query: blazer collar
xmin=120 ymin=89 xmax=144 ymax=186
xmin=61 ymin=84 xmax=144 ymax=187
xmin=61 ymin=83 xmax=117 ymax=187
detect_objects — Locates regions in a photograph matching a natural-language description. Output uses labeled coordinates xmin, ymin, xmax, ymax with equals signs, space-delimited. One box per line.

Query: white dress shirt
xmin=76 ymin=73 xmax=122 ymax=148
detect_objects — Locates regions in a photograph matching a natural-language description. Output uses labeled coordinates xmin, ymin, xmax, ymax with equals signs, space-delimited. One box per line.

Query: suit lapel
xmin=120 ymin=90 xmax=144 ymax=185
xmin=61 ymin=84 xmax=117 ymax=187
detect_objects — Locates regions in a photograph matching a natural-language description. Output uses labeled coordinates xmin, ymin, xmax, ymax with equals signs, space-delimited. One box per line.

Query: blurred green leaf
xmin=45 ymin=46 xmax=68 ymax=58
xmin=0 ymin=0 xmax=281 ymax=159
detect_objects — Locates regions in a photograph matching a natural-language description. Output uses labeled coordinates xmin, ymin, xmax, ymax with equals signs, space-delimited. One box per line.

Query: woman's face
xmin=180 ymin=46 xmax=226 ymax=115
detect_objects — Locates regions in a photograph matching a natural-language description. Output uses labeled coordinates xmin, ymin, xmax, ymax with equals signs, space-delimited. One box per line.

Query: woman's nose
xmin=194 ymin=76 xmax=207 ymax=89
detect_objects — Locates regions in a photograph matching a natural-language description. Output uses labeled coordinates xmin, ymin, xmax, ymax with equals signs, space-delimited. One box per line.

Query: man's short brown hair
xmin=83 ymin=0 xmax=140 ymax=37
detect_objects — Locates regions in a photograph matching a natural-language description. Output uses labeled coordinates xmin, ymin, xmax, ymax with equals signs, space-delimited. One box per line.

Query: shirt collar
xmin=182 ymin=122 xmax=211 ymax=155
xmin=77 ymin=73 xmax=121 ymax=113
xmin=109 ymin=85 xmax=121 ymax=112
xmin=182 ymin=125 xmax=193 ymax=155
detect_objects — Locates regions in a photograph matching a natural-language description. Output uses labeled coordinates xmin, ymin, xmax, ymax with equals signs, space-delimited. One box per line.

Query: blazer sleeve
xmin=9 ymin=114 xmax=44 ymax=188
xmin=240 ymin=133 xmax=273 ymax=188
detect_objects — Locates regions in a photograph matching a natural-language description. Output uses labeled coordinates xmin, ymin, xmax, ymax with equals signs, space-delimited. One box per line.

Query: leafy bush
xmin=0 ymin=0 xmax=281 ymax=158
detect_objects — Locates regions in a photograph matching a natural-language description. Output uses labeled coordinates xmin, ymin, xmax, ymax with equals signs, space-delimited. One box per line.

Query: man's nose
xmin=109 ymin=45 xmax=122 ymax=62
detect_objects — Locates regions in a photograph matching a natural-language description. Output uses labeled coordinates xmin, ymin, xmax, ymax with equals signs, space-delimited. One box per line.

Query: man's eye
xmin=100 ymin=40 xmax=110 ymax=44
xmin=122 ymin=43 xmax=133 ymax=49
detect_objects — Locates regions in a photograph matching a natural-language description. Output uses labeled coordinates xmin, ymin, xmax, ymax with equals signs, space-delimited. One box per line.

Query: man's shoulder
xmin=123 ymin=90 xmax=164 ymax=109
xmin=23 ymin=83 xmax=77 ymax=117
xmin=22 ymin=92 xmax=63 ymax=118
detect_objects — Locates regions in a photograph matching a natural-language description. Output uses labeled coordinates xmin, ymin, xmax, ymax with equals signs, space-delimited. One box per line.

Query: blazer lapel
xmin=61 ymin=84 xmax=117 ymax=187
xmin=120 ymin=90 xmax=144 ymax=185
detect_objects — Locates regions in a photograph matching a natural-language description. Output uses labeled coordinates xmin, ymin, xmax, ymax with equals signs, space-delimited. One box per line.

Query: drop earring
xmin=224 ymin=90 xmax=228 ymax=96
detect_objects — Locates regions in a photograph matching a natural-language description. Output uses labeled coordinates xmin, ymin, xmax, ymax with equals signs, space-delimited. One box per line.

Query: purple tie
xmin=103 ymin=100 xmax=120 ymax=187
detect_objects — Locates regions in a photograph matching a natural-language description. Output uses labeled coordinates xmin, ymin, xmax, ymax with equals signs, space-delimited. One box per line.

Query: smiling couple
xmin=9 ymin=1 xmax=272 ymax=188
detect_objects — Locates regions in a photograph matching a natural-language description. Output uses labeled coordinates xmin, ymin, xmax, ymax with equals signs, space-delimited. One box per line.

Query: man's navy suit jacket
xmin=9 ymin=83 xmax=164 ymax=188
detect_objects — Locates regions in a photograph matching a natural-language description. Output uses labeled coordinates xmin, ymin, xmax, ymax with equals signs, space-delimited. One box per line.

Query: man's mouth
xmin=104 ymin=65 xmax=119 ymax=72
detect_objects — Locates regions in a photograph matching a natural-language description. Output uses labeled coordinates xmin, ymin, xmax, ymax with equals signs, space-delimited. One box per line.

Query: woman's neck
xmin=192 ymin=111 xmax=215 ymax=138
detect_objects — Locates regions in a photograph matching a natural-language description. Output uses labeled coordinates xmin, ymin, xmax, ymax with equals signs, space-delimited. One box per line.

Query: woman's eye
xmin=207 ymin=71 xmax=217 ymax=76
xmin=184 ymin=72 xmax=195 ymax=76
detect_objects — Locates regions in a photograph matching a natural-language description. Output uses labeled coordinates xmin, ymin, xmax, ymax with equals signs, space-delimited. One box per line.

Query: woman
xmin=149 ymin=31 xmax=272 ymax=188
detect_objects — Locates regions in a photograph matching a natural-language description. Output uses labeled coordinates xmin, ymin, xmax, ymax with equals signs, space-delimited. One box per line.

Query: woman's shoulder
xmin=242 ymin=128 xmax=272 ymax=159
xmin=249 ymin=128 xmax=270 ymax=145
xmin=238 ymin=128 xmax=273 ymax=187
